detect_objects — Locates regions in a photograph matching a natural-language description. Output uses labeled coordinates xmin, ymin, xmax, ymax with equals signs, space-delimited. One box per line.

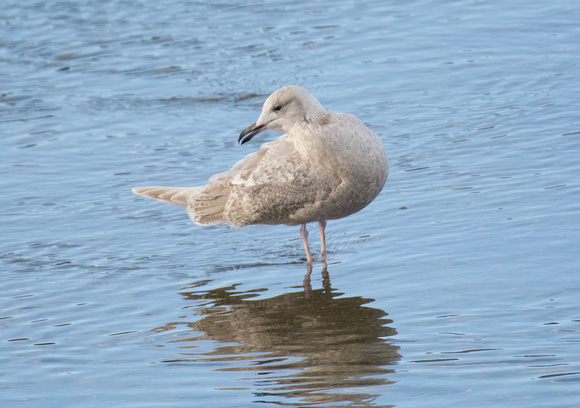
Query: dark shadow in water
xmin=153 ymin=265 xmax=400 ymax=407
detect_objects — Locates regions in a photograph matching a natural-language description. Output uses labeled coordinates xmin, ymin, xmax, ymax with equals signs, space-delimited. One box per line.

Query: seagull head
xmin=238 ymin=85 xmax=326 ymax=144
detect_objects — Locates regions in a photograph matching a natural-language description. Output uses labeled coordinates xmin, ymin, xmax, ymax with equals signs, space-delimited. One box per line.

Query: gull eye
xmin=273 ymin=105 xmax=282 ymax=112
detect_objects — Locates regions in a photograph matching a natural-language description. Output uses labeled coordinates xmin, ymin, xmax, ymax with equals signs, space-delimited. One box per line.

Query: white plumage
xmin=133 ymin=85 xmax=388 ymax=262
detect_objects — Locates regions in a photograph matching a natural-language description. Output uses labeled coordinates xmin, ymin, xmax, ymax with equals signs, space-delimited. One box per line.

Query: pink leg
xmin=318 ymin=220 xmax=327 ymax=262
xmin=300 ymin=223 xmax=313 ymax=263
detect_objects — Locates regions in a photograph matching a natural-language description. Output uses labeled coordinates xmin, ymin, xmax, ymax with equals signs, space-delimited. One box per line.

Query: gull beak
xmin=238 ymin=122 xmax=265 ymax=145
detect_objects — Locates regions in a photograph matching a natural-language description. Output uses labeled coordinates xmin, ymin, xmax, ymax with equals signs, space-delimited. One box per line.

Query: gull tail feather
xmin=132 ymin=186 xmax=199 ymax=207
xmin=132 ymin=185 xmax=230 ymax=226
xmin=186 ymin=185 xmax=230 ymax=226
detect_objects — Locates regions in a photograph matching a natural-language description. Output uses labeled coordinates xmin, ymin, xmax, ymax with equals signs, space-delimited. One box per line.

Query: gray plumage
xmin=132 ymin=85 xmax=388 ymax=262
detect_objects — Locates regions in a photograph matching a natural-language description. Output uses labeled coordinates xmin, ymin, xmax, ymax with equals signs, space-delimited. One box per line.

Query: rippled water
xmin=2 ymin=1 xmax=580 ymax=407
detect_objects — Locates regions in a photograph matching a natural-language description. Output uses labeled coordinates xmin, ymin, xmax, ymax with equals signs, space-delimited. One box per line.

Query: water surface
xmin=1 ymin=1 xmax=580 ymax=407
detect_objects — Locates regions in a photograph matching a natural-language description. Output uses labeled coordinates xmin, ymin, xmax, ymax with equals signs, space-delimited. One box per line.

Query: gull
xmin=132 ymin=85 xmax=388 ymax=263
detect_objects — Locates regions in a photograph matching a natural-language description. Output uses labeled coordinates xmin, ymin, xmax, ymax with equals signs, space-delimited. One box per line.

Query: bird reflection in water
xmin=152 ymin=266 xmax=401 ymax=407
xmin=303 ymin=259 xmax=334 ymax=300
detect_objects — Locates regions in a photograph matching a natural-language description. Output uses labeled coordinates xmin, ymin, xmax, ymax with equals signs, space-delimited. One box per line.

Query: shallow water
xmin=2 ymin=0 xmax=580 ymax=407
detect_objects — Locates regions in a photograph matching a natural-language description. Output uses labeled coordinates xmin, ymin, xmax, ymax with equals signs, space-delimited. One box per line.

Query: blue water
xmin=1 ymin=1 xmax=580 ymax=407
